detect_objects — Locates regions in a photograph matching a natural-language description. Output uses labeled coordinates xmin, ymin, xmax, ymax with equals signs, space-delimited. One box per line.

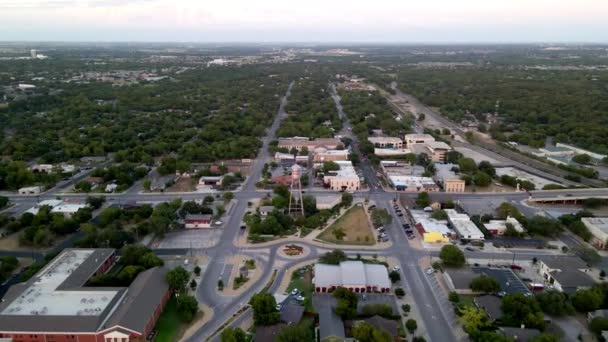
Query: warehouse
xmin=313 ymin=261 xmax=391 ymax=293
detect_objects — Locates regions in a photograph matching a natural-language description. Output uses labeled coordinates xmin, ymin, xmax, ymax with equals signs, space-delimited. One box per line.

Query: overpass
xmin=528 ymin=188 xmax=608 ymax=204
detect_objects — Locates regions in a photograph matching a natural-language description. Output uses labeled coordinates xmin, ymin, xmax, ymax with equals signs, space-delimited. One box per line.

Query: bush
xmin=448 ymin=292 xmax=460 ymax=303
xmin=395 ymin=288 xmax=405 ymax=298
xmin=389 ymin=270 xmax=401 ymax=283
xmin=361 ymin=303 xmax=394 ymax=318
xmin=406 ymin=319 xmax=418 ymax=333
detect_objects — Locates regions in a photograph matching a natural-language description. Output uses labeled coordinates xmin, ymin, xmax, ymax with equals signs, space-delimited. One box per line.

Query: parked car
xmin=291 ymin=288 xmax=299 ymax=296
xmin=296 ymin=295 xmax=305 ymax=301
xmin=426 ymin=267 xmax=435 ymax=275
xmin=465 ymin=247 xmax=476 ymax=251
xmin=276 ymin=304 xmax=282 ymax=311
xmin=510 ymin=264 xmax=523 ymax=270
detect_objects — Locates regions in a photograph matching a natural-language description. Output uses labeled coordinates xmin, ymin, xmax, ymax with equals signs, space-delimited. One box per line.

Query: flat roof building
xmin=387 ymin=175 xmax=438 ymax=192
xmin=538 ymin=256 xmax=594 ymax=294
xmin=435 ymin=164 xmax=465 ymax=193
xmin=445 ymin=209 xmax=485 ymax=241
xmin=368 ymin=137 xmax=404 ymax=149
xmin=404 ymin=134 xmax=435 ymax=146
xmin=313 ymin=149 xmax=349 ymax=163
xmin=323 ymin=161 xmax=360 ymax=192
xmin=184 ymin=214 xmax=212 ymax=228
xmin=0 ymin=249 xmax=171 ymax=342
xmin=581 ymin=217 xmax=608 ymax=249
xmin=313 ymin=261 xmax=391 ymax=293
xmin=278 ymin=137 xmax=343 ymax=151
xmin=484 ymin=216 xmax=525 ymax=236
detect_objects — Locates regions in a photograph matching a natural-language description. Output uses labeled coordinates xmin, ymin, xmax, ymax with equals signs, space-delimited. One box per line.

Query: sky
xmin=1 ymin=0 xmax=607 ymax=42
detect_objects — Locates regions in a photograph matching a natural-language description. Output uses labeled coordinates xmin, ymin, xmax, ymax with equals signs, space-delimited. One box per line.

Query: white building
xmin=404 ymin=134 xmax=435 ymax=146
xmin=484 ymin=216 xmax=525 ymax=236
xmin=105 ymin=184 xmax=118 ymax=193
xmin=445 ymin=209 xmax=485 ymax=241
xmin=26 ymin=200 xmax=87 ymax=218
xmin=313 ymin=261 xmax=391 ymax=293
xmin=387 ymin=175 xmax=439 ymax=192
xmin=18 ymin=84 xmax=36 ymax=91
xmin=18 ymin=186 xmax=43 ymax=195
xmin=368 ymin=137 xmax=404 ymax=149
xmin=374 ymin=148 xmax=411 ymax=156
xmin=581 ymin=217 xmax=608 ymax=249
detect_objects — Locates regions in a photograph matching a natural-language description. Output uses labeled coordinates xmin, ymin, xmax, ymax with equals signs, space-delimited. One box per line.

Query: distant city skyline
xmin=1 ymin=0 xmax=607 ymax=42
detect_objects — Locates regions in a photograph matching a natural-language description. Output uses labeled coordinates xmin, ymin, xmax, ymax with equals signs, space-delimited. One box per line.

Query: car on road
xmin=397 ymin=213 xmax=403 ymax=217
xmin=465 ymin=247 xmax=476 ymax=251
xmin=276 ymin=304 xmax=282 ymax=311
xmin=510 ymin=264 xmax=523 ymax=270
xmin=497 ymin=291 xmax=506 ymax=297
xmin=405 ymin=229 xmax=413 ymax=234
xmin=426 ymin=267 xmax=435 ymax=275
xmin=240 ymin=225 xmax=246 ymax=230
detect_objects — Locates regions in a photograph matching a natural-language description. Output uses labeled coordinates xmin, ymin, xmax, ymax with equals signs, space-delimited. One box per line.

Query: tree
xmin=319 ymin=250 xmax=347 ymax=264
xmin=439 ymin=245 xmax=466 ymax=267
xmin=223 ymin=192 xmax=234 ymax=202
xmin=406 ymin=319 xmax=418 ymax=333
xmin=0 ymin=196 xmax=8 ymax=209
xmin=176 ymin=295 xmax=199 ymax=322
xmin=501 ymin=293 xmax=545 ymax=330
xmin=470 ymin=275 xmax=500 ymax=293
xmin=395 ymin=288 xmax=405 ymax=297
xmin=478 ymin=161 xmax=496 ymax=177
xmin=323 ymin=161 xmax=340 ymax=172
xmin=389 ymin=270 xmax=401 ymax=283
xmin=415 ymin=192 xmax=430 ymax=208
xmin=341 ymin=192 xmax=353 ymax=207
xmin=333 ymin=287 xmax=358 ymax=319
xmin=165 ymin=266 xmax=190 ymax=293
xmin=536 ymin=290 xmax=574 ymax=316
xmin=589 ymin=317 xmax=608 ymax=335
xmin=194 ymin=265 xmax=201 ymax=276
xmin=86 ymin=196 xmax=106 ymax=209
xmin=525 ymin=216 xmax=562 ymax=237
xmin=351 ymin=322 xmax=392 ymax=342
xmin=249 ymin=292 xmax=280 ymax=326
xmin=431 ymin=209 xmax=448 ymax=220
xmin=417 ymin=113 xmax=425 ymax=121
xmin=189 ymin=279 xmax=197 ymax=290
xmin=458 ymin=158 xmax=477 ymax=174
xmin=449 ymin=291 xmax=460 ymax=303
xmin=457 ymin=306 xmax=490 ymax=334
xmin=473 ymin=172 xmax=492 ymax=187
xmin=571 ymin=287 xmax=603 ymax=312
xmin=276 ymin=320 xmax=313 ymax=342
xmin=361 ymin=303 xmax=394 ymax=318
xmin=572 ymin=154 xmax=592 ymax=165
xmin=220 ymin=327 xmax=247 ymax=342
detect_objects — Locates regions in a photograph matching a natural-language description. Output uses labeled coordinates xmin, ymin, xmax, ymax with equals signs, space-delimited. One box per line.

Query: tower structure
xmin=288 ymin=164 xmax=305 ymax=216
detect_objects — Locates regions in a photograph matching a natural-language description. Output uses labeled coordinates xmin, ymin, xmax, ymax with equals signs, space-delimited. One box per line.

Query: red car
xmin=510 ymin=264 xmax=523 ymax=270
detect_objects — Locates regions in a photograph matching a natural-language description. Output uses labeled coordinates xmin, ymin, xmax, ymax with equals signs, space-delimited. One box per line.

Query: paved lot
xmin=472 ymin=267 xmax=531 ymax=295
xmin=154 ymin=229 xmax=223 ymax=249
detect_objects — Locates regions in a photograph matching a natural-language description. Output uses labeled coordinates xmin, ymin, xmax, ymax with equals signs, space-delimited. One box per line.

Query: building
xmin=0 ymin=249 xmax=171 ymax=342
xmin=105 ymin=183 xmax=118 ymax=193
xmin=424 ymin=141 xmax=451 ymax=163
xmin=314 ymin=296 xmax=346 ymax=342
xmin=410 ymin=210 xmax=454 ymax=243
xmin=26 ymin=200 xmax=87 ymax=218
xmin=313 ymin=261 xmax=391 ymax=293
xmin=29 ymin=164 xmax=54 ymax=173
xmin=367 ymin=137 xmax=404 ymax=149
xmin=259 ymin=206 xmax=275 ymax=216
xmin=17 ymin=84 xmax=36 ymax=91
xmin=277 ymin=137 xmax=343 ymax=151
xmin=387 ymin=175 xmax=438 ymax=192
xmin=315 ymin=195 xmax=342 ymax=210
xmin=474 ymin=295 xmax=503 ymax=321
xmin=18 ymin=186 xmax=42 ymax=195
xmin=380 ymin=161 xmax=424 ymax=177
xmin=184 ymin=214 xmax=212 ymax=228
xmin=581 ymin=217 xmax=608 ymax=249
xmin=198 ymin=176 xmax=223 ymax=186
xmin=484 ymin=216 xmax=525 ymax=236
xmin=373 ymin=148 xmax=411 ymax=156
xmin=434 ymin=164 xmax=465 ymax=193
xmin=445 ymin=209 xmax=485 ymax=241
xmin=538 ymin=257 xmax=595 ymax=294
xmin=404 ymin=134 xmax=435 ymax=146
xmin=312 ymin=148 xmax=349 ymax=163
xmin=323 ymin=161 xmax=360 ymax=192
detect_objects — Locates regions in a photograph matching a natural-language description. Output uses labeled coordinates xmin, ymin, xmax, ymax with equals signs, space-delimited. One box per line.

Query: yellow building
xmin=423 ymin=231 xmax=450 ymax=243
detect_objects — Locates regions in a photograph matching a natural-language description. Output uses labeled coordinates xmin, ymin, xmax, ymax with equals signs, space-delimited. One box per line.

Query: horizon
xmin=1 ymin=0 xmax=607 ymax=43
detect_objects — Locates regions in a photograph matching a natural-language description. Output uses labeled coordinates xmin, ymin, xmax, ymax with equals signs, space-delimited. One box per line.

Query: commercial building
xmin=581 ymin=217 xmax=608 ymax=249
xmin=184 ymin=214 xmax=212 ymax=228
xmin=484 ymin=216 xmax=525 ymax=236
xmin=26 ymin=200 xmax=87 ymax=218
xmin=404 ymin=134 xmax=435 ymax=146
xmin=410 ymin=210 xmax=454 ymax=243
xmin=380 ymin=161 xmax=424 ymax=177
xmin=445 ymin=209 xmax=485 ymax=241
xmin=323 ymin=161 xmax=360 ymax=192
xmin=538 ymin=257 xmax=594 ymax=294
xmin=18 ymin=186 xmax=43 ymax=195
xmin=313 ymin=261 xmax=391 ymax=293
xmin=386 ymin=175 xmax=438 ymax=192
xmin=373 ymin=148 xmax=411 ymax=156
xmin=0 ymin=249 xmax=171 ymax=342
xmin=277 ymin=137 xmax=343 ymax=151
xmin=312 ymin=148 xmax=349 ymax=163
xmin=435 ymin=164 xmax=465 ymax=193
xmin=367 ymin=137 xmax=404 ymax=149
xmin=424 ymin=141 xmax=451 ymax=163
xmin=29 ymin=164 xmax=54 ymax=173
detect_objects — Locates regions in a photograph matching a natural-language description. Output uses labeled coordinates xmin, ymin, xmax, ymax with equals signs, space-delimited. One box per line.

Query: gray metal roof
xmin=313 ymin=295 xmax=345 ymax=340
xmin=474 ymin=295 xmax=503 ymax=320
xmin=104 ymin=267 xmax=169 ymax=333
xmin=550 ymin=270 xmax=596 ymax=293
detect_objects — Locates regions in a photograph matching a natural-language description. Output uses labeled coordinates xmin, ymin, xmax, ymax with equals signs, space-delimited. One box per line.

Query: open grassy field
xmin=317 ymin=206 xmax=375 ymax=245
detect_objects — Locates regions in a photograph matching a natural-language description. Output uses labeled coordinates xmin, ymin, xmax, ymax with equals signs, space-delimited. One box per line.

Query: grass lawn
xmin=154 ymin=298 xmax=183 ymax=342
xmin=287 ymin=268 xmax=314 ymax=312
xmin=317 ymin=206 xmax=375 ymax=245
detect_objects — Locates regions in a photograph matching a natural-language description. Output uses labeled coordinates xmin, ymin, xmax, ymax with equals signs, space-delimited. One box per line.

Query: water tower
xmin=288 ymin=164 xmax=305 ymax=216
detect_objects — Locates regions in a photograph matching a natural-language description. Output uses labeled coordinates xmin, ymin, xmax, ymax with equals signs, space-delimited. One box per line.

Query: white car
xmin=275 ymin=304 xmax=282 ymax=311
xmin=425 ymin=267 xmax=435 ymax=275
xmin=291 ymin=288 xmax=299 ymax=296
xmin=296 ymin=295 xmax=305 ymax=301
xmin=392 ymin=266 xmax=400 ymax=271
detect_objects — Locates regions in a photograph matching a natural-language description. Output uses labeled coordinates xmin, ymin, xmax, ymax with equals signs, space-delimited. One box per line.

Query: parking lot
xmin=153 ymin=229 xmax=223 ymax=248
xmin=471 ymin=266 xmax=531 ymax=295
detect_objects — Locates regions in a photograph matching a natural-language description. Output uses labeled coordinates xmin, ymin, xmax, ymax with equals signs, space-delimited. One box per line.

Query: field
xmin=317 ymin=206 xmax=375 ymax=245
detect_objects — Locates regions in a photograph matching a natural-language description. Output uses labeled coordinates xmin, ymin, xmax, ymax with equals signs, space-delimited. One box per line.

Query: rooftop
xmin=445 ymin=209 xmax=485 ymax=240
xmin=582 ymin=217 xmax=608 ymax=233
xmin=404 ymin=133 xmax=434 ymax=141
xmin=425 ymin=141 xmax=452 ymax=150
xmin=314 ymin=261 xmax=391 ymax=289
xmin=0 ymin=249 xmax=118 ymax=318
xmin=474 ymin=295 xmax=503 ymax=320
xmin=539 ymin=256 xmax=588 ymax=270
xmin=368 ymin=136 xmax=403 ymax=144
